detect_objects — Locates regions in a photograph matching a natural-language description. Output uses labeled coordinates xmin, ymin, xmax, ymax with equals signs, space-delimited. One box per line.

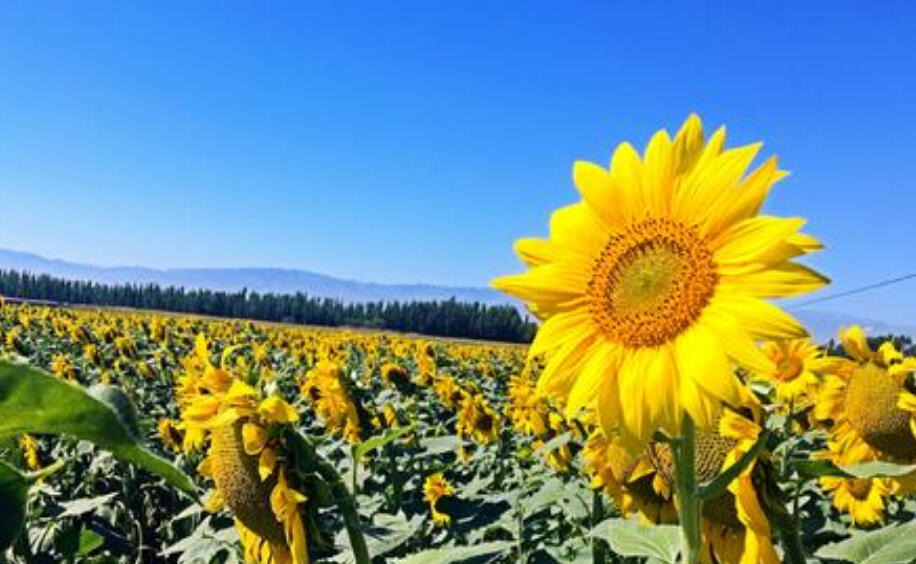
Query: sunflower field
xmin=4 ymin=115 xmax=916 ymax=564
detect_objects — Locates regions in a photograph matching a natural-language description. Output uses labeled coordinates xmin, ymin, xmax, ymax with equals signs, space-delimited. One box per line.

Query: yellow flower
xmin=757 ymin=339 xmax=832 ymax=404
xmin=433 ymin=375 xmax=467 ymax=410
xmin=270 ymin=472 xmax=309 ymax=564
xmin=258 ymin=396 xmax=300 ymax=424
xmin=423 ymin=473 xmax=453 ymax=525
xmin=19 ymin=434 xmax=40 ymax=471
xmin=812 ymin=326 xmax=916 ymax=524
xmin=492 ymin=114 xmax=826 ymax=448
xmin=581 ymin=429 xmax=675 ymax=523
xmin=300 ymin=360 xmax=362 ymax=443
xmin=820 ymin=473 xmax=893 ymax=527
xmin=716 ymin=411 xmax=780 ymax=564
xmin=456 ymin=393 xmax=500 ymax=445
xmin=51 ymin=353 xmax=76 ymax=381
xmin=157 ymin=418 xmax=184 ymax=453
xmin=175 ymin=341 xmax=309 ymax=563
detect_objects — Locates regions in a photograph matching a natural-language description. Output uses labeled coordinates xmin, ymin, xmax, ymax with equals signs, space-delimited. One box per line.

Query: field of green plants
xmin=1 ymin=301 xmax=916 ymax=564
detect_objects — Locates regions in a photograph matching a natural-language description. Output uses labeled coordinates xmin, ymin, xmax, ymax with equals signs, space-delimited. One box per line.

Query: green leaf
xmin=417 ymin=435 xmax=467 ymax=457
xmin=590 ymin=518 xmax=681 ymax=564
xmin=0 ymin=459 xmax=28 ymax=550
xmin=843 ymin=460 xmax=916 ymax=479
xmin=78 ymin=528 xmax=105 ymax=556
xmin=59 ymin=493 xmax=119 ymax=518
xmin=390 ymin=540 xmax=514 ymax=564
xmin=816 ymin=522 xmax=916 ymax=563
xmin=793 ymin=458 xmax=916 ymax=480
xmin=353 ymin=424 xmax=416 ymax=463
xmin=534 ymin=431 xmax=571 ymax=456
xmin=0 ymin=360 xmax=196 ymax=496
xmin=792 ymin=458 xmax=845 ymax=479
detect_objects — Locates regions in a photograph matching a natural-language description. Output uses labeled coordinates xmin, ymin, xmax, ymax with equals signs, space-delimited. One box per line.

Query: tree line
xmin=0 ymin=269 xmax=537 ymax=343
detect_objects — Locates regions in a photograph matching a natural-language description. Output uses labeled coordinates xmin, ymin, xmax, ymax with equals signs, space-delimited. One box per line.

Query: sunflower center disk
xmin=650 ymin=430 xmax=742 ymax=528
xmin=775 ymin=357 xmax=804 ymax=382
xmin=846 ymin=364 xmax=916 ymax=461
xmin=589 ymin=218 xmax=718 ymax=348
xmin=210 ymin=423 xmax=286 ymax=544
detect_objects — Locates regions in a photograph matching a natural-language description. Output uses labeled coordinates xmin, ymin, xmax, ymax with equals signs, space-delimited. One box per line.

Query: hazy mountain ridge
xmin=0 ymin=248 xmax=505 ymax=304
xmin=0 ymin=247 xmax=912 ymax=342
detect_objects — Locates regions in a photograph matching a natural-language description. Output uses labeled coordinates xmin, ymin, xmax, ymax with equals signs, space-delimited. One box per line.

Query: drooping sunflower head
xmin=493 ymin=114 xmax=827 ymax=448
xmin=651 ymin=410 xmax=779 ymax=564
xmin=299 ymin=360 xmax=363 ymax=443
xmin=176 ymin=335 xmax=310 ymax=564
xmin=581 ymin=429 xmax=677 ymax=524
xmin=456 ymin=393 xmax=501 ymax=445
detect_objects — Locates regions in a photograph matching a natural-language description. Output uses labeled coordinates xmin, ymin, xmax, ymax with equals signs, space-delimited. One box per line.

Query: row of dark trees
xmin=0 ymin=269 xmax=537 ymax=343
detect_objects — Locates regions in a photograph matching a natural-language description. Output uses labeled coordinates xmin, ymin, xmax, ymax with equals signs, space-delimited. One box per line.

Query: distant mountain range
xmin=0 ymin=247 xmax=912 ymax=342
xmin=0 ymin=248 xmax=506 ymax=305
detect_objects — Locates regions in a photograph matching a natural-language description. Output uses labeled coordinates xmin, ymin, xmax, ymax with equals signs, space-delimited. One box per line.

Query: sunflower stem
xmin=770 ymin=483 xmax=807 ymax=564
xmin=673 ymin=415 xmax=703 ymax=564
xmin=315 ymin=455 xmax=371 ymax=564
xmin=592 ymin=489 xmax=607 ymax=564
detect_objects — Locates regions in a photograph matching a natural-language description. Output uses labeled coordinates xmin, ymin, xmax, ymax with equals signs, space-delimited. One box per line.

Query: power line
xmin=789 ymin=272 xmax=916 ymax=309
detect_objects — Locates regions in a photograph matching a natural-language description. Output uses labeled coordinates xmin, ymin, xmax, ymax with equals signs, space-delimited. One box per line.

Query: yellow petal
xmin=534 ymin=332 xmax=596 ymax=401
xmin=719 ymin=261 xmax=829 ymax=298
xmin=203 ymin=489 xmax=224 ymax=513
xmin=548 ymin=202 xmax=608 ymax=256
xmin=528 ymin=308 xmax=594 ymax=358
xmin=641 ymin=129 xmax=675 ymax=215
xmin=573 ymin=161 xmax=628 ymax=231
xmin=258 ymin=396 xmax=300 ymax=424
xmin=674 ymin=324 xmax=743 ymax=409
xmin=839 ymin=325 xmax=872 ymax=363
xmin=514 ymin=238 xmax=559 ymax=267
xmin=712 ymin=216 xmax=806 ymax=266
xmin=259 ymin=447 xmax=278 ymax=481
xmin=673 ymin=113 xmax=704 ymax=174
xmin=225 ymin=379 xmax=257 ymax=399
xmin=708 ymin=294 xmax=808 ymax=341
xmin=565 ymin=343 xmax=619 ymax=419
xmin=491 ymin=262 xmax=589 ymax=306
xmin=242 ymin=422 xmax=268 ymax=455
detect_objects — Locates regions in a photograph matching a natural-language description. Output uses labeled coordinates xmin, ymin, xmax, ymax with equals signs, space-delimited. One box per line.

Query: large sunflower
xmin=493 ymin=114 xmax=827 ymax=447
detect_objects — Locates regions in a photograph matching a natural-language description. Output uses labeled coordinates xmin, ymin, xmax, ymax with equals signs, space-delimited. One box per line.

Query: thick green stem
xmin=769 ymin=480 xmax=807 ymax=564
xmin=592 ymin=490 xmax=607 ymax=564
xmin=291 ymin=432 xmax=370 ymax=564
xmin=315 ymin=456 xmax=370 ymax=564
xmin=775 ymin=519 xmax=807 ymax=564
xmin=672 ymin=416 xmax=703 ymax=564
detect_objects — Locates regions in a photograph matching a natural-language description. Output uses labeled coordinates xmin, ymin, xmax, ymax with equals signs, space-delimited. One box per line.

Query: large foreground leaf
xmin=0 ymin=460 xmax=28 ymax=550
xmin=0 ymin=359 xmax=195 ymax=495
xmin=816 ymin=522 xmax=916 ymax=563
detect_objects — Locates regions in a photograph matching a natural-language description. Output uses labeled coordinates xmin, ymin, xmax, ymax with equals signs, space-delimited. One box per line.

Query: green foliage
xmin=590 ymin=518 xmax=681 ymax=563
xmin=816 ymin=522 xmax=916 ymax=563
xmin=0 ymin=461 xmax=28 ymax=551
xmin=0 ymin=360 xmax=195 ymax=495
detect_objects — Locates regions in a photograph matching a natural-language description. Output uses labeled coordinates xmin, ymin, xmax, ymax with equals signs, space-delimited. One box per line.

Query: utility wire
xmin=789 ymin=272 xmax=916 ymax=309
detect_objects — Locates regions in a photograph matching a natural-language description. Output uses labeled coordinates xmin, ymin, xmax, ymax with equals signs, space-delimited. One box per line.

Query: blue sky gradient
xmin=1 ymin=2 xmax=914 ymax=324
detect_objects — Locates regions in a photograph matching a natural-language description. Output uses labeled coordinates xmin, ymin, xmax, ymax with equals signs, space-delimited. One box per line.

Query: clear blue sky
xmin=1 ymin=2 xmax=915 ymax=325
